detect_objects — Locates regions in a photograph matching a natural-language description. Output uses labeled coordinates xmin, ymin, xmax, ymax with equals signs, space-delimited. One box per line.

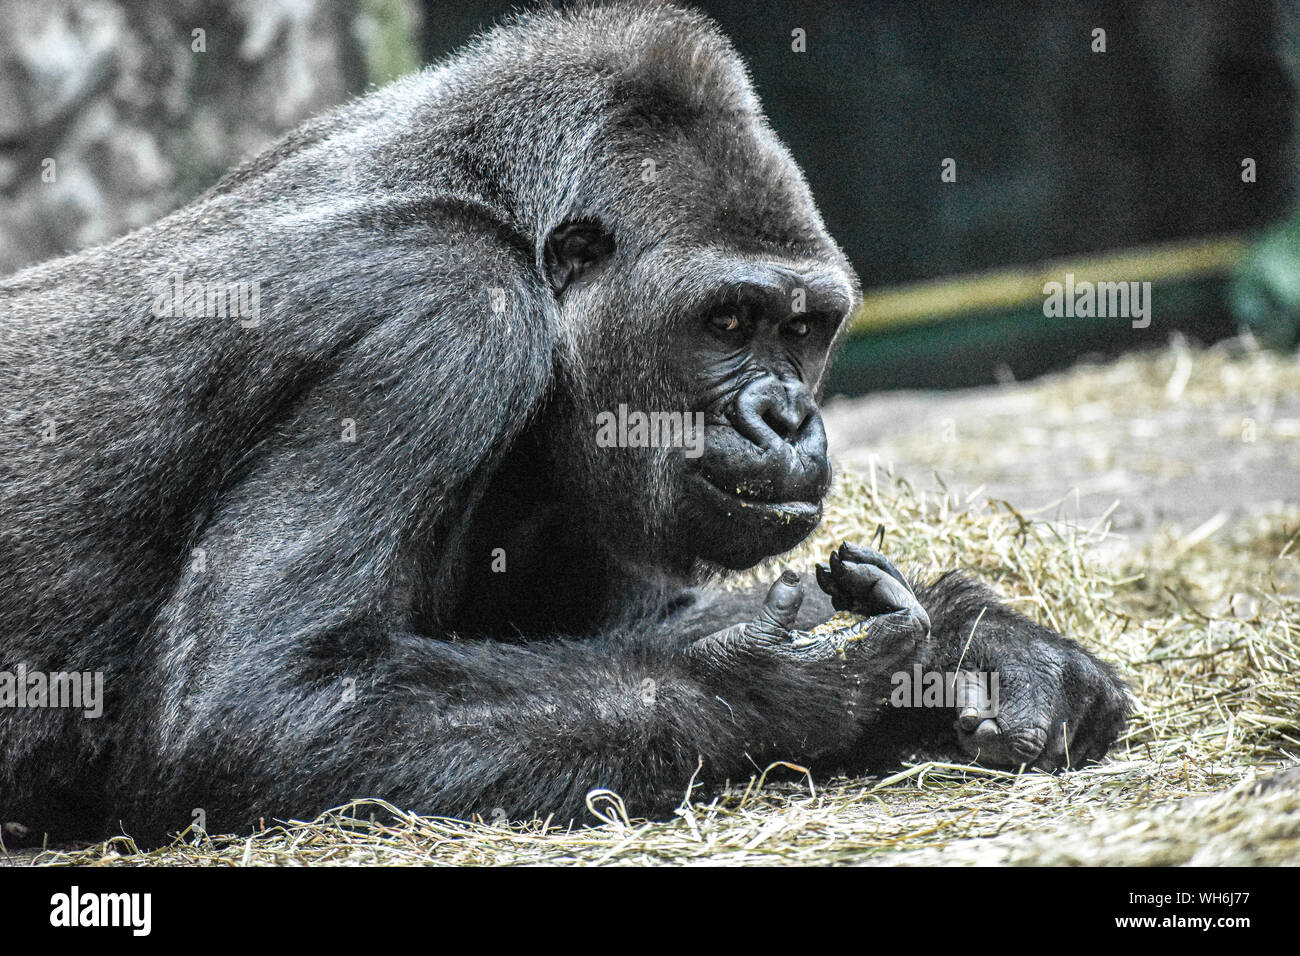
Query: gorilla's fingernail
xmin=958 ymin=707 xmax=980 ymax=731
xmin=779 ymin=569 xmax=799 ymax=585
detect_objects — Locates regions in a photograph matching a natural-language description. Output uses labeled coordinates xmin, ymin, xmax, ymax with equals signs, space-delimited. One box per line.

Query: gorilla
xmin=0 ymin=1 xmax=1131 ymax=843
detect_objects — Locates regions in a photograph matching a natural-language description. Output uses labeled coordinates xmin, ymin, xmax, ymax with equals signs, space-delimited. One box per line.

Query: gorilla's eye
xmin=708 ymin=313 xmax=742 ymax=334
xmin=784 ymin=317 xmax=811 ymax=337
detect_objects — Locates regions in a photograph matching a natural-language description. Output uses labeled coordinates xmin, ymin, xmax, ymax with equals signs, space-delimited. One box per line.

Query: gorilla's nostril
xmin=762 ymin=408 xmax=802 ymax=441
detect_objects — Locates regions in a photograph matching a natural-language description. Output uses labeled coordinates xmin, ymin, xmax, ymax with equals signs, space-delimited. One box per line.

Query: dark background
xmin=425 ymin=1 xmax=1294 ymax=286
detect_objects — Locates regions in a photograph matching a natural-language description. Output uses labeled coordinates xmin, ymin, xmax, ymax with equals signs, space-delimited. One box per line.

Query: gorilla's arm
xmin=133 ymin=529 xmax=1127 ymax=837
xmin=131 ymin=542 xmax=929 ymax=836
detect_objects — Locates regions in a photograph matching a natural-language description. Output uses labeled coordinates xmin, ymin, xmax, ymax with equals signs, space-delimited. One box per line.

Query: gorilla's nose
xmin=714 ymin=375 xmax=829 ymax=503
xmin=734 ymin=376 xmax=818 ymax=449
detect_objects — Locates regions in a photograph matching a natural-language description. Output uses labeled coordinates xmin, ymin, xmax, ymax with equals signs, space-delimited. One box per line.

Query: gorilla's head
xmin=549 ymin=230 xmax=854 ymax=572
xmin=476 ymin=4 xmax=859 ymax=573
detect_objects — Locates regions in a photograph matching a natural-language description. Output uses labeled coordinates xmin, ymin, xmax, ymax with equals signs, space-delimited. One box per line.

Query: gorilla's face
xmin=542 ymin=219 xmax=855 ymax=573
xmin=674 ymin=259 xmax=851 ymax=569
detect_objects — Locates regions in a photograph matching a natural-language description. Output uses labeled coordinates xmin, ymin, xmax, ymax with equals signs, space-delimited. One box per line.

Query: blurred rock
xmin=0 ymin=0 xmax=421 ymax=275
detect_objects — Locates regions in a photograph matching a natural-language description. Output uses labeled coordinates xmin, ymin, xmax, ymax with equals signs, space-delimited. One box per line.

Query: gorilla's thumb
xmin=756 ymin=569 xmax=804 ymax=632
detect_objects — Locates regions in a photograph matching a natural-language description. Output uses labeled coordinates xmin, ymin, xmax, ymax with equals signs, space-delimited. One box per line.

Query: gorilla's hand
xmin=685 ymin=545 xmax=1131 ymax=776
xmin=943 ymin=615 xmax=1132 ymax=771
xmin=686 ymin=546 xmax=929 ymax=692
xmin=813 ymin=542 xmax=931 ymax=630
xmin=807 ymin=546 xmax=1132 ymax=771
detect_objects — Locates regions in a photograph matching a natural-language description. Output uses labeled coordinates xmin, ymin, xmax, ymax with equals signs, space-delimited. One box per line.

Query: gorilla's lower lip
xmin=689 ymin=472 xmax=821 ymax=520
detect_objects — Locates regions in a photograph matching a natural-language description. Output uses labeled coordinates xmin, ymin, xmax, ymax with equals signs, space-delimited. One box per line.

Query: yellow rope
xmin=849 ymin=234 xmax=1250 ymax=333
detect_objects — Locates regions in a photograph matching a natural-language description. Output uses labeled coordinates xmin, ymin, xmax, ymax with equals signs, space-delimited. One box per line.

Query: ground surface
xmin=6 ymin=338 xmax=1299 ymax=866
xmin=823 ymin=336 xmax=1300 ymax=554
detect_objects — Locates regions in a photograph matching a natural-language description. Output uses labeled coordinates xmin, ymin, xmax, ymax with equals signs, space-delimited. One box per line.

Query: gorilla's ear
xmin=543 ymin=218 xmax=615 ymax=295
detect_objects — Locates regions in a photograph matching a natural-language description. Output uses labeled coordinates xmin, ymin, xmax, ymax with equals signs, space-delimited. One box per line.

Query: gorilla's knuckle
xmin=1007 ymin=725 xmax=1049 ymax=761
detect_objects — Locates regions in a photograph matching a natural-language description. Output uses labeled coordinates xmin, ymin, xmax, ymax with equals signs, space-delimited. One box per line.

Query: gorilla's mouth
xmin=689 ymin=471 xmax=822 ymax=521
xmin=684 ymin=471 xmax=822 ymax=569
xmin=681 ymin=410 xmax=830 ymax=568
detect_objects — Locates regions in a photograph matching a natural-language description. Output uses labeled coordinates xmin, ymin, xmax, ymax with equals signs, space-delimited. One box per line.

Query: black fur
xmin=0 ymin=2 xmax=1130 ymax=843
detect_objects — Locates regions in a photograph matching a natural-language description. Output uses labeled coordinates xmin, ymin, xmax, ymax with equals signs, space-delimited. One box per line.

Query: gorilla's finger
xmin=956 ymin=659 xmax=1054 ymax=767
xmin=835 ymin=542 xmax=911 ymax=590
xmin=971 ymin=718 xmax=1001 ymax=748
xmin=789 ymin=607 xmax=923 ymax=676
xmin=955 ymin=718 xmax=1012 ymax=767
xmin=814 ymin=562 xmax=848 ymax=610
xmin=828 ymin=549 xmax=911 ymax=605
xmin=1035 ymin=681 xmax=1118 ymax=770
xmin=1032 ymin=720 xmax=1081 ymax=771
xmin=754 ymin=570 xmax=804 ymax=633
xmin=825 ymin=551 xmax=924 ymax=622
xmin=958 ymin=717 xmax=1035 ymax=766
xmin=953 ymin=670 xmax=991 ymax=731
